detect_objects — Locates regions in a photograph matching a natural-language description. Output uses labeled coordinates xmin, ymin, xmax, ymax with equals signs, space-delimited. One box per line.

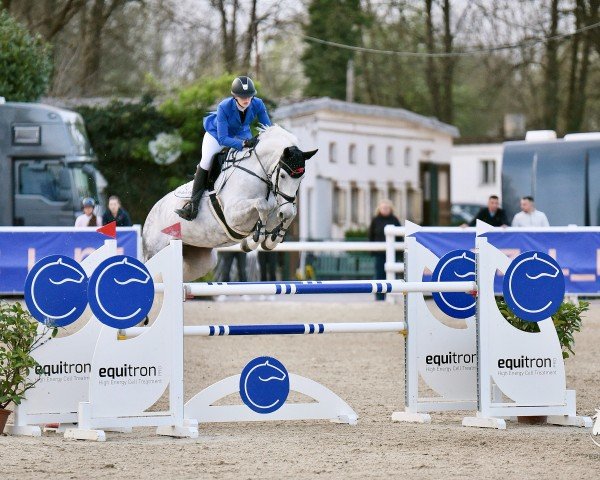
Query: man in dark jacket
xmin=102 ymin=195 xmax=132 ymax=226
xmin=468 ymin=195 xmax=508 ymax=227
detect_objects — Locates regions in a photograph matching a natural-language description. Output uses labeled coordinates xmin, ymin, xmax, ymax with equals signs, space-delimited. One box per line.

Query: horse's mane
xmin=255 ymin=125 xmax=298 ymax=166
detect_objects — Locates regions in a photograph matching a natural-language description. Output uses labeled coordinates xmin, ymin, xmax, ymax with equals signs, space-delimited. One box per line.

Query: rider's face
xmin=234 ymin=95 xmax=252 ymax=108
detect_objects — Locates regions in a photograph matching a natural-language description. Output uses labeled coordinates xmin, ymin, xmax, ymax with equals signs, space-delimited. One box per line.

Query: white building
xmin=451 ymin=143 xmax=503 ymax=206
xmin=273 ymin=98 xmax=459 ymax=240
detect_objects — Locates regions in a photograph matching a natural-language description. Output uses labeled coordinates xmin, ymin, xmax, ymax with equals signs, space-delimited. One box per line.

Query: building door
xmin=420 ymin=162 xmax=451 ymax=226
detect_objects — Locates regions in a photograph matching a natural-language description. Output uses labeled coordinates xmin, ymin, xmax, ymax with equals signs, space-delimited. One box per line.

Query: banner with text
xmin=414 ymin=230 xmax=600 ymax=295
xmin=0 ymin=228 xmax=140 ymax=294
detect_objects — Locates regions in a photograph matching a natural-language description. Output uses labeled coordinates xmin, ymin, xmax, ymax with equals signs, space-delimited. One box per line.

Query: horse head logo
xmin=431 ymin=250 xmax=477 ymax=319
xmin=503 ymin=251 xmax=565 ymax=322
xmin=239 ymin=357 xmax=290 ymax=414
xmin=25 ymin=255 xmax=89 ymax=326
xmin=88 ymin=255 xmax=154 ymax=328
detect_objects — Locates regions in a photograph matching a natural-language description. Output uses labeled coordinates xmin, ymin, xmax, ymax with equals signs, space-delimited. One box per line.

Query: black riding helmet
xmin=231 ymin=76 xmax=257 ymax=98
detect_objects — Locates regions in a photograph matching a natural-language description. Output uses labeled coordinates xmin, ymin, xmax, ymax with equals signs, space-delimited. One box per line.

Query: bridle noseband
xmin=222 ymin=147 xmax=304 ymax=206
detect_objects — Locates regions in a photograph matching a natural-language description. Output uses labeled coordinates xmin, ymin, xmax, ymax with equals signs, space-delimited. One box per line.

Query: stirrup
xmin=175 ymin=202 xmax=198 ymax=221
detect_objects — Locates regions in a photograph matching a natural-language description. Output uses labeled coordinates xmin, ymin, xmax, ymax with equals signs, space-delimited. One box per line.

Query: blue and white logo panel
xmin=502 ymin=251 xmax=565 ymax=323
xmin=87 ymin=255 xmax=154 ymax=329
xmin=24 ymin=255 xmax=89 ymax=327
xmin=239 ymin=356 xmax=290 ymax=414
xmin=431 ymin=249 xmax=477 ymax=319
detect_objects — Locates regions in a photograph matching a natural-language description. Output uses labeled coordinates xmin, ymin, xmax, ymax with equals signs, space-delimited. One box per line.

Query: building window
xmin=329 ymin=142 xmax=337 ymax=163
xmin=386 ymin=146 xmax=394 ymax=166
xmin=389 ymin=184 xmax=400 ymax=215
xmin=349 ymin=144 xmax=356 ymax=164
xmin=404 ymin=147 xmax=412 ymax=167
xmin=480 ymin=159 xmax=496 ymax=185
xmin=350 ymin=184 xmax=360 ymax=224
xmin=370 ymin=187 xmax=379 ymax=214
xmin=368 ymin=145 xmax=375 ymax=165
xmin=332 ymin=184 xmax=346 ymax=225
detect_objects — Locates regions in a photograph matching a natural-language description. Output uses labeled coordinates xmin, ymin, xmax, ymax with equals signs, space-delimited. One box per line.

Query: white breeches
xmin=199 ymin=133 xmax=222 ymax=170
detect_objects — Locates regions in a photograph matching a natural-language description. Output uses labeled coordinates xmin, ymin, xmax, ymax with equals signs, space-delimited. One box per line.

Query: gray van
xmin=502 ymin=132 xmax=600 ymax=226
xmin=0 ymin=99 xmax=101 ymax=226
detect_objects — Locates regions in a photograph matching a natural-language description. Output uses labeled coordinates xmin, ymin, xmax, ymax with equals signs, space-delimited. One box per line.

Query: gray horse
xmin=142 ymin=125 xmax=317 ymax=281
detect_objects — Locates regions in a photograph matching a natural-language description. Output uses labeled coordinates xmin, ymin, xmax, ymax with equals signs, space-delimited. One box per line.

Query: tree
xmin=302 ymin=0 xmax=364 ymax=99
xmin=78 ymin=0 xmax=135 ymax=95
xmin=424 ymin=0 xmax=463 ymax=125
xmin=0 ymin=10 xmax=52 ymax=101
xmin=2 ymin=0 xmax=85 ymax=41
xmin=565 ymin=0 xmax=599 ymax=132
xmin=542 ymin=0 xmax=561 ymax=131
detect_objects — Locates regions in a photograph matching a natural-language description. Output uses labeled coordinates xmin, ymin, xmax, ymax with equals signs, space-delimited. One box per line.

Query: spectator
xmin=368 ymin=199 xmax=401 ymax=301
xmin=102 ymin=195 xmax=132 ymax=226
xmin=258 ymin=251 xmax=278 ymax=281
xmin=75 ymin=197 xmax=101 ymax=227
xmin=466 ymin=195 xmax=508 ymax=227
xmin=219 ymin=252 xmax=248 ymax=282
xmin=511 ymin=196 xmax=550 ymax=227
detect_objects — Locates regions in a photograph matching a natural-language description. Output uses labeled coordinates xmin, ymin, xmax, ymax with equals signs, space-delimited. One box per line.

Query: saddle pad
xmin=174 ymin=183 xmax=193 ymax=199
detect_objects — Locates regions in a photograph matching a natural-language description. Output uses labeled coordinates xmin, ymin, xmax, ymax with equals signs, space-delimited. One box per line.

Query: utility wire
xmin=296 ymin=20 xmax=600 ymax=58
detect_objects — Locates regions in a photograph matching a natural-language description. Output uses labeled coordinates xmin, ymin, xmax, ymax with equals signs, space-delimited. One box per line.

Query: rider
xmin=175 ymin=75 xmax=272 ymax=220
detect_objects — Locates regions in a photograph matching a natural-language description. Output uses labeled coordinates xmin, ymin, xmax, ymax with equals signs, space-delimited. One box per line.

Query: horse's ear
xmin=302 ymin=149 xmax=318 ymax=160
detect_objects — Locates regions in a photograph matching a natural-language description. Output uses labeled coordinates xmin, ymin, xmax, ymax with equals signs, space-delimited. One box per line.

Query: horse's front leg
xmin=261 ymin=214 xmax=295 ymax=251
xmin=227 ymin=198 xmax=273 ymax=252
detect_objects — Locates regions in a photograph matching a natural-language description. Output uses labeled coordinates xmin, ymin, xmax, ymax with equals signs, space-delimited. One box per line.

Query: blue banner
xmin=0 ymin=228 xmax=140 ymax=295
xmin=414 ymin=230 xmax=600 ymax=295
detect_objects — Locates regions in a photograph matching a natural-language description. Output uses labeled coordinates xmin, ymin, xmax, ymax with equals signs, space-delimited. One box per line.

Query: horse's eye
xmin=281 ymin=173 xmax=287 ymax=179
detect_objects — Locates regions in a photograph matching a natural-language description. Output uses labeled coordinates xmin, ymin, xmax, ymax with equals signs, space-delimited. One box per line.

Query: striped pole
xmin=173 ymin=280 xmax=476 ymax=297
xmin=124 ymin=321 xmax=406 ymax=338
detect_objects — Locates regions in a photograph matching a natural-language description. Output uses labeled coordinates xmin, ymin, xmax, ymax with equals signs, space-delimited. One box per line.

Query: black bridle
xmin=221 ymin=146 xmax=303 ymax=206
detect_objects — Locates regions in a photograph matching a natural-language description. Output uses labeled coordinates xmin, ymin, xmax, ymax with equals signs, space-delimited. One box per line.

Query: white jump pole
xmin=180 ymin=280 xmax=475 ymax=297
xmin=125 ymin=322 xmax=407 ymax=338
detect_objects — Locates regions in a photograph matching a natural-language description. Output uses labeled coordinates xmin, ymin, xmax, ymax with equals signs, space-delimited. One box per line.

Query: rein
xmin=221 ymin=147 xmax=298 ymax=205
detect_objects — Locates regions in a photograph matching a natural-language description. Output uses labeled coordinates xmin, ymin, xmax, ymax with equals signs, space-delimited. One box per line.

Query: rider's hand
xmin=243 ymin=136 xmax=259 ymax=149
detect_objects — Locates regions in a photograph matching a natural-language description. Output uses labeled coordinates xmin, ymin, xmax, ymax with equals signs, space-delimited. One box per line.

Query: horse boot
xmin=175 ymin=166 xmax=209 ymax=221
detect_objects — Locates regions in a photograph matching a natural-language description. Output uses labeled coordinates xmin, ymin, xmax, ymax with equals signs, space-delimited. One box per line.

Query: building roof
xmin=273 ymin=97 xmax=460 ymax=138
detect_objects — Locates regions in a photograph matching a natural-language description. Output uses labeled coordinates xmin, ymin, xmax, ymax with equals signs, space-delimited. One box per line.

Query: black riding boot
xmin=175 ymin=166 xmax=208 ymax=221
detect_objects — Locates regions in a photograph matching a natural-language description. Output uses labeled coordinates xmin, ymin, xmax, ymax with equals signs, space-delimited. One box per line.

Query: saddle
xmin=206 ymin=148 xmax=232 ymax=190
xmin=175 ymin=148 xmax=233 ymax=199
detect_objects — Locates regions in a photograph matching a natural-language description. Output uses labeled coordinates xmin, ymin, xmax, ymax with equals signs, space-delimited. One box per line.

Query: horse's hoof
xmin=260 ymin=240 xmax=275 ymax=251
xmin=240 ymin=240 xmax=253 ymax=253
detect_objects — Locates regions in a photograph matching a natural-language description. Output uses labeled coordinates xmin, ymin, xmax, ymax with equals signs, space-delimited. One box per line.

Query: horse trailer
xmin=502 ymin=131 xmax=600 ymax=226
xmin=0 ymin=99 xmax=101 ymax=226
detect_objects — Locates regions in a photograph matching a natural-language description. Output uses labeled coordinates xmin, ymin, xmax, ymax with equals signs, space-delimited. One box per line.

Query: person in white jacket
xmin=511 ymin=196 xmax=549 ymax=227
xmin=75 ymin=197 xmax=102 ymax=227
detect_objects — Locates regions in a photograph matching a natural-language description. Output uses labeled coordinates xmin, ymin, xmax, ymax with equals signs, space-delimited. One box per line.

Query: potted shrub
xmin=0 ymin=301 xmax=56 ymax=434
xmin=495 ymin=297 xmax=588 ymax=424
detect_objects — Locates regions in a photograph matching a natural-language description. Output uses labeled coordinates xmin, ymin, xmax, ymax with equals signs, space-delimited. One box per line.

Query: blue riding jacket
xmin=203 ymin=97 xmax=272 ymax=151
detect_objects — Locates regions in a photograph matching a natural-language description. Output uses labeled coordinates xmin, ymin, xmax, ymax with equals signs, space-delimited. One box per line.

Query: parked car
xmin=450 ymin=203 xmax=485 ymax=226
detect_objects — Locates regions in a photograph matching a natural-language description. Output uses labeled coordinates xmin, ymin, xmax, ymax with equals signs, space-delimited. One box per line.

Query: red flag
xmin=97 ymin=221 xmax=116 ymax=239
xmin=161 ymin=222 xmax=182 ymax=239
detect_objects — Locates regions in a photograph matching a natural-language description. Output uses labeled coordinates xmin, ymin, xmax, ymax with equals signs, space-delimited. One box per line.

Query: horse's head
xmin=110 ymin=258 xmax=152 ymax=286
xmin=274 ymin=145 xmax=317 ymax=221
xmin=47 ymin=258 xmax=86 ymax=286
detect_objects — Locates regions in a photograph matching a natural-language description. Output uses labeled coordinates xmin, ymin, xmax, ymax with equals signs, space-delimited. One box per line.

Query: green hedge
xmin=0 ymin=11 xmax=52 ymax=102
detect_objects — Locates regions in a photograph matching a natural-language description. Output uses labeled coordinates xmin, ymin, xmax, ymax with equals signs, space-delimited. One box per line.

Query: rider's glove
xmin=243 ymin=136 xmax=259 ymax=149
